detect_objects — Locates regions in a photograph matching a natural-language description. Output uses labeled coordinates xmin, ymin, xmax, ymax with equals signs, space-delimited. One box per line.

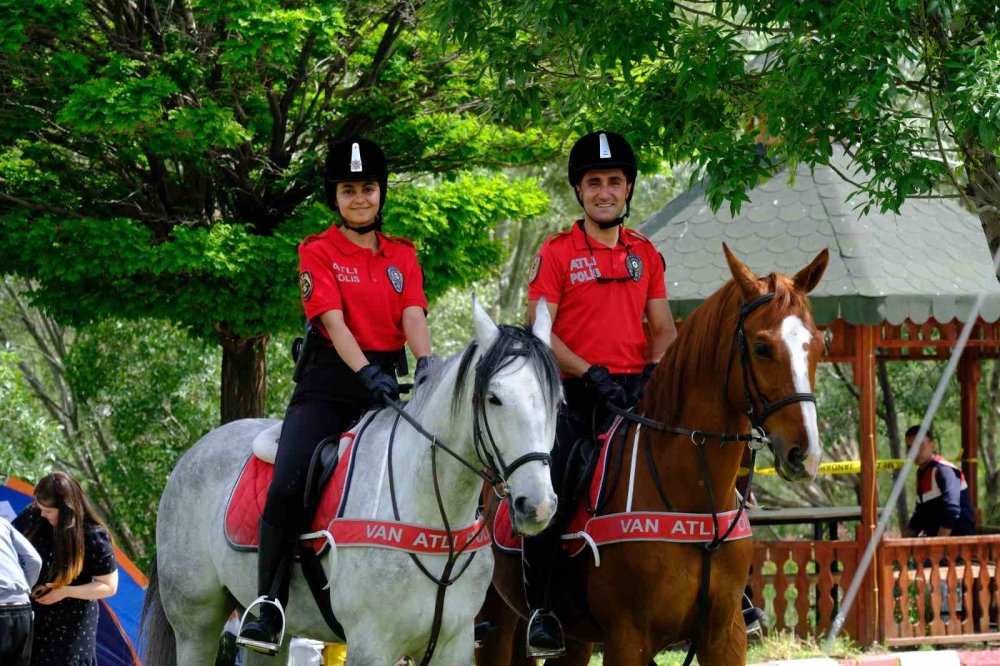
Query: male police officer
xmin=524 ymin=131 xmax=676 ymax=657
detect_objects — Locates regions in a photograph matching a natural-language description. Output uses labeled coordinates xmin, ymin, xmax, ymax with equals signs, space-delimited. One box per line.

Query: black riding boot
xmin=238 ymin=519 xmax=297 ymax=655
xmin=522 ymin=531 xmax=566 ymax=658
xmin=742 ymin=594 xmax=765 ymax=635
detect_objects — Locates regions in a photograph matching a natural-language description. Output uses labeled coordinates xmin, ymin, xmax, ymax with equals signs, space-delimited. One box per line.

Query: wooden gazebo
xmin=641 ymin=146 xmax=1000 ymax=646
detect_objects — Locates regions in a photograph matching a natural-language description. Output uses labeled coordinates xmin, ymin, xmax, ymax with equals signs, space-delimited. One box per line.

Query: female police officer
xmin=238 ymin=136 xmax=433 ymax=654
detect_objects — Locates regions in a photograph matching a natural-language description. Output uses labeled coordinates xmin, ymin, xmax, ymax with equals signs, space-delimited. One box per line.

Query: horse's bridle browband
xmin=382 ymin=335 xmax=553 ymax=495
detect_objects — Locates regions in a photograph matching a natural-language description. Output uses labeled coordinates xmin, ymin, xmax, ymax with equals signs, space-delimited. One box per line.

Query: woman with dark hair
xmin=236 ymin=136 xmax=434 ymax=656
xmin=13 ymin=471 xmax=118 ymax=666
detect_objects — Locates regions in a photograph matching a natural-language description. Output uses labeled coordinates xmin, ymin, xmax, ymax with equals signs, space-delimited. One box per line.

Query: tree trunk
xmin=983 ymin=361 xmax=1000 ymax=523
xmin=963 ymin=145 xmax=1000 ymax=279
xmin=219 ymin=331 xmax=269 ymax=424
xmin=877 ymin=360 xmax=910 ymax=531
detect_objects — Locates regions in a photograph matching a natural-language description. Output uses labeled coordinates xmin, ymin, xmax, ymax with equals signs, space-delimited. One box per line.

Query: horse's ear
xmin=472 ymin=293 xmax=499 ymax=348
xmin=532 ymin=297 xmax=552 ymax=347
xmin=793 ymin=248 xmax=829 ymax=294
xmin=723 ymin=243 xmax=761 ymax=301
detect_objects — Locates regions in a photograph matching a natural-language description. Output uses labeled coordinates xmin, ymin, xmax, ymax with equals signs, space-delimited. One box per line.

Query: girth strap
xmin=297 ymin=545 xmax=346 ymax=641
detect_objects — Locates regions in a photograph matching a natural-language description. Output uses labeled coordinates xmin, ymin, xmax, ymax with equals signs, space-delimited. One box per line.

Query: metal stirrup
xmin=236 ymin=595 xmax=287 ymax=653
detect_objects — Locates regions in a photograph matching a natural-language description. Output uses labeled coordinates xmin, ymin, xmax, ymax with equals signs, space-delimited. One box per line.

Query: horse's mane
xmin=651 ymin=272 xmax=813 ymax=425
xmin=450 ymin=324 xmax=562 ymax=417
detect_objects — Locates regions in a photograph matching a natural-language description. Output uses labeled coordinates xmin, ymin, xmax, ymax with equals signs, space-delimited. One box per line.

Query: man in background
xmin=907 ymin=425 xmax=975 ymax=537
xmin=0 ymin=515 xmax=41 ymax=666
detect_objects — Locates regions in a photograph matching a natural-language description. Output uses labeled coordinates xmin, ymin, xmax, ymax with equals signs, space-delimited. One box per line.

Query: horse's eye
xmin=753 ymin=342 xmax=771 ymax=359
xmin=488 ymin=394 xmax=503 ymax=406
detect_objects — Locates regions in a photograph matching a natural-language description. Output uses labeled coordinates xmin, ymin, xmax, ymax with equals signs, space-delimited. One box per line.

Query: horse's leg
xmin=694 ymin=607 xmax=746 ymax=666
xmin=474 ymin=584 xmax=520 ymax=665
xmin=420 ymin=626 xmax=476 ymax=666
xmin=598 ymin=624 xmax=656 ymax=666
xmin=544 ymin=638 xmax=594 ymax=665
xmin=167 ymin=589 xmax=234 ymax=666
xmin=157 ymin=545 xmax=235 ymax=666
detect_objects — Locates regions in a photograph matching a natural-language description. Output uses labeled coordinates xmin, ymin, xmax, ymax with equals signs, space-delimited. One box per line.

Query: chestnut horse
xmin=477 ymin=245 xmax=829 ymax=665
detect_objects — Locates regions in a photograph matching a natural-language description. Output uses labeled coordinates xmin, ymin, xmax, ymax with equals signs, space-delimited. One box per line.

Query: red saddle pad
xmin=225 ymin=434 xmax=358 ymax=553
xmin=493 ymin=416 xmax=621 ymax=554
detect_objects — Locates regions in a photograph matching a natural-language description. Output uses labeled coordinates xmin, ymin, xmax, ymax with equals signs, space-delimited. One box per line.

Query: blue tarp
xmin=0 ymin=478 xmax=144 ymax=666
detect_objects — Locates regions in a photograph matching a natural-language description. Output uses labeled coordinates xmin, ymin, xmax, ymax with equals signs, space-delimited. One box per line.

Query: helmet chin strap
xmin=591 ymin=200 xmax=631 ymax=230
xmin=340 ymin=212 xmax=383 ymax=235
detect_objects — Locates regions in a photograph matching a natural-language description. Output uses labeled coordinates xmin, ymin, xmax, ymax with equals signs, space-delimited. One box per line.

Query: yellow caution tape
xmin=741 ymin=458 xmax=908 ymax=476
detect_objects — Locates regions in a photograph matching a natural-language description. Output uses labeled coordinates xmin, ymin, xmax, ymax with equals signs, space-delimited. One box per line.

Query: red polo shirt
xmin=528 ymin=221 xmax=667 ymax=375
xmin=298 ymin=225 xmax=427 ymax=351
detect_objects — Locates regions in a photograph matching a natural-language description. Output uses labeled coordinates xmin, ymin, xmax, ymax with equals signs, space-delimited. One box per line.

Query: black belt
xmin=0 ymin=601 xmax=32 ymax=609
xmin=309 ymin=345 xmax=407 ymax=376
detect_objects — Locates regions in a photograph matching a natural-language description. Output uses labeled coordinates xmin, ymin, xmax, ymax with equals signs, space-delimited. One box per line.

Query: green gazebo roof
xmin=640 ymin=148 xmax=1000 ymax=325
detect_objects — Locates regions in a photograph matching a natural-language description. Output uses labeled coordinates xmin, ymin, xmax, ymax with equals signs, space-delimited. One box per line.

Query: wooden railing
xmin=748 ymin=540 xmax=860 ymax=639
xmin=879 ymin=536 xmax=1000 ymax=646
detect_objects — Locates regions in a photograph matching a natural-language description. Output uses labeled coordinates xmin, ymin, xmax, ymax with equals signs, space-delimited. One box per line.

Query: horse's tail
xmin=140 ymin=557 xmax=177 ymax=666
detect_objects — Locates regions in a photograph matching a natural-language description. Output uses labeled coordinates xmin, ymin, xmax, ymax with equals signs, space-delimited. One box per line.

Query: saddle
xmin=494 ymin=416 xmax=752 ymax=559
xmin=225 ymin=420 xmax=371 ymax=641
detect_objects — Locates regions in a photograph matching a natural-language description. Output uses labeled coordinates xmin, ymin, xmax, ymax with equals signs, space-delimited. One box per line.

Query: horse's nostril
xmin=513 ymin=496 xmax=530 ymax=517
xmin=788 ymin=447 xmax=804 ymax=466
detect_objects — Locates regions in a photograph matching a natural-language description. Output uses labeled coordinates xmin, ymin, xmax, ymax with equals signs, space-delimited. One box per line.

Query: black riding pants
xmin=0 ymin=604 xmax=32 ymax=666
xmin=523 ymin=373 xmax=641 ymax=609
xmin=261 ymin=364 xmax=373 ymax=527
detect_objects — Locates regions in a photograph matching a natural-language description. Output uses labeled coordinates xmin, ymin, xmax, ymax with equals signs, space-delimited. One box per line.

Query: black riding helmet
xmin=567 ymin=131 xmax=638 ymax=229
xmin=325 ymin=136 xmax=389 ymax=234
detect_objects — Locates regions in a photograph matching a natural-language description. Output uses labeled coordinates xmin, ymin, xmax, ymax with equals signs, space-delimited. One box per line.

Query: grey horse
xmin=142 ymin=300 xmax=561 ymax=665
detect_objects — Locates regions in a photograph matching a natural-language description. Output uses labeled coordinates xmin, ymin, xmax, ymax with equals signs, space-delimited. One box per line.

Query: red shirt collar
xmin=325 ymin=224 xmax=387 ymax=256
xmin=571 ymin=219 xmax=634 ymax=251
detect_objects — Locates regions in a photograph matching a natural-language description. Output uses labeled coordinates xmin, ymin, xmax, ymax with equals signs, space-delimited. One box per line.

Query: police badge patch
xmin=528 ymin=255 xmax=542 ymax=283
xmin=387 ymin=266 xmax=404 ymax=293
xmin=299 ymin=271 xmax=314 ymax=301
xmin=626 ymin=253 xmax=643 ymax=282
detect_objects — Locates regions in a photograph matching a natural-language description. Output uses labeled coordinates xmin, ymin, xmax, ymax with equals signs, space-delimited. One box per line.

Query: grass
xmin=585 ymin=631 xmax=867 ymax=664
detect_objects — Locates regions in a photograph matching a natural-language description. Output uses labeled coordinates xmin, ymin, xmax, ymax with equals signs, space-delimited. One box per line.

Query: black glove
xmin=632 ymin=362 xmax=658 ymax=404
xmin=356 ymin=364 xmax=400 ymax=405
xmin=582 ymin=365 xmax=631 ymax=409
xmin=414 ymin=355 xmax=440 ymax=387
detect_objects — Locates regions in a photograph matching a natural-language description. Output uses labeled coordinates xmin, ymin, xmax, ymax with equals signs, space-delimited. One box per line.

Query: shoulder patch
xmin=299 ymin=271 xmax=314 ymax=301
xmin=528 ymin=255 xmax=542 ymax=283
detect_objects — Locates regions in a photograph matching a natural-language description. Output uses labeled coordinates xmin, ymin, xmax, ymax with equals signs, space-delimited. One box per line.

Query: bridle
xmin=729 ymin=292 xmax=817 ymax=434
xmin=607 ymin=291 xmax=817 ymax=666
xmin=380 ymin=328 xmax=555 ymax=665
xmin=611 ymin=292 xmax=817 ymax=443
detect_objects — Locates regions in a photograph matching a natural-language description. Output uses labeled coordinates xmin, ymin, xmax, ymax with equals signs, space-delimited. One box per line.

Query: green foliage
xmin=0 ymin=353 xmax=61 ymax=475
xmin=0 ymin=0 xmax=568 ymax=342
xmin=438 ymin=0 xmax=1000 ymax=217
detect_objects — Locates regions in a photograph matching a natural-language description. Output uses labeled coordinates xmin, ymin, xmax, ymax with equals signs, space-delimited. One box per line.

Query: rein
xmin=607 ymin=292 xmax=816 ymax=666
xmin=378 ymin=331 xmax=554 ymax=666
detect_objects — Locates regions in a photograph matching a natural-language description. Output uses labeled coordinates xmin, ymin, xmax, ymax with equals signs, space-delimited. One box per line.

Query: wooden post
xmin=959 ymin=349 xmax=981 ymax=527
xmin=853 ymin=324 xmax=880 ymax=645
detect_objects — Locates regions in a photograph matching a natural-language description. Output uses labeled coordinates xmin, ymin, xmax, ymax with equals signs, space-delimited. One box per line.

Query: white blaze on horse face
xmin=781 ymin=315 xmax=821 ymax=473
